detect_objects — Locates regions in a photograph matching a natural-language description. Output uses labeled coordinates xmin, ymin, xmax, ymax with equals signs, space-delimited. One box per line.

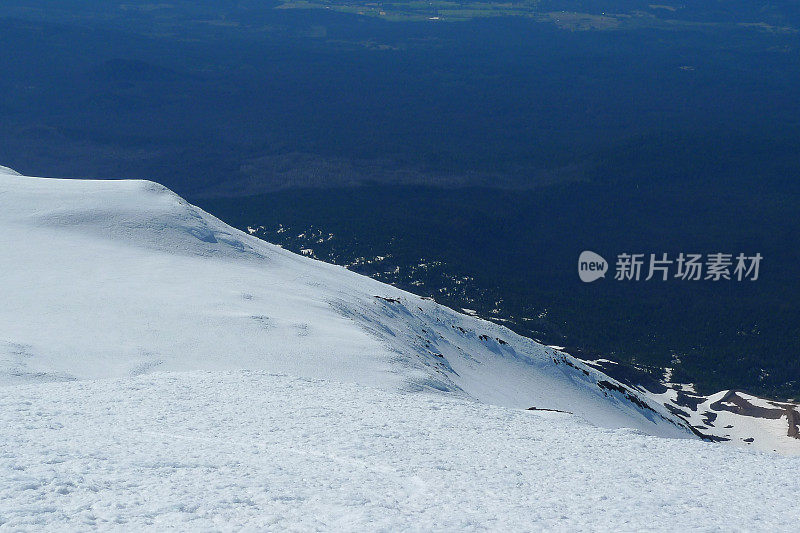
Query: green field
xmin=277 ymin=1 xmax=542 ymax=22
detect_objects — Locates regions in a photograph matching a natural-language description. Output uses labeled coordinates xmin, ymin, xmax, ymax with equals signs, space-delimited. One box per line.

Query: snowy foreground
xmin=3 ymin=371 xmax=800 ymax=531
xmin=1 ymin=166 xmax=799 ymax=530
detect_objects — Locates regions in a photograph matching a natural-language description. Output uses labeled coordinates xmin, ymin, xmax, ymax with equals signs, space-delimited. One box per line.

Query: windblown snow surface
xmin=1 ymin=167 xmax=799 ymax=531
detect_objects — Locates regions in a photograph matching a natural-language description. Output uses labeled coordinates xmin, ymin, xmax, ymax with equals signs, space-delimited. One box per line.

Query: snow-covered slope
xmin=3 ymin=167 xmax=800 ymax=531
xmin=581 ymin=359 xmax=800 ymax=454
xmin=657 ymin=385 xmax=800 ymax=454
xmin=0 ymin=167 xmax=691 ymax=438
xmin=3 ymin=370 xmax=800 ymax=531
